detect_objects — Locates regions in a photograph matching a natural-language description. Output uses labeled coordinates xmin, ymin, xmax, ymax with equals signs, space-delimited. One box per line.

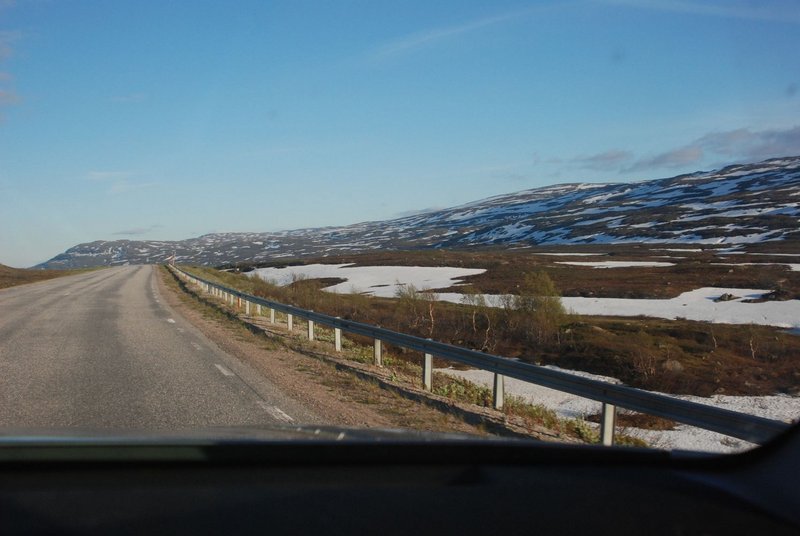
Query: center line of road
xmin=214 ymin=363 xmax=235 ymax=377
xmin=166 ymin=318 xmax=176 ymax=324
xmin=257 ymin=402 xmax=295 ymax=423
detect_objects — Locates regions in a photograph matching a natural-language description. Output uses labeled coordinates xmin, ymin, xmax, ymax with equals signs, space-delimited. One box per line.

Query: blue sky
xmin=1 ymin=0 xmax=799 ymax=267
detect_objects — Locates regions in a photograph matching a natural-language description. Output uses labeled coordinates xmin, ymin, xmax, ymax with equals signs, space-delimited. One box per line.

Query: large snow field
xmin=250 ymin=264 xmax=486 ymax=298
xmin=438 ymin=287 xmax=800 ymax=330
xmin=251 ymin=264 xmax=799 ymax=329
xmin=562 ymin=287 xmax=800 ymax=329
xmin=438 ymin=366 xmax=798 ymax=453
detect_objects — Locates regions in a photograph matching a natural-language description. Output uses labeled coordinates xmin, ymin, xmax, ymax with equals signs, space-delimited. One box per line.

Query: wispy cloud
xmin=372 ymin=13 xmax=517 ymax=59
xmin=0 ymin=30 xmax=22 ymax=121
xmin=695 ymin=126 xmax=800 ymax=159
xmin=0 ymin=30 xmax=21 ymax=61
xmin=0 ymin=88 xmax=19 ymax=105
xmin=628 ymin=145 xmax=703 ymax=172
xmin=597 ymin=0 xmax=800 ymax=24
xmin=572 ymin=149 xmax=633 ymax=171
xmin=627 ymin=125 xmax=800 ymax=172
xmin=393 ymin=207 xmax=445 ymax=218
xmin=87 ymin=170 xmax=134 ymax=181
xmin=368 ymin=5 xmax=569 ymax=60
xmin=85 ymin=170 xmax=157 ymax=195
xmin=112 ymin=224 xmax=162 ymax=236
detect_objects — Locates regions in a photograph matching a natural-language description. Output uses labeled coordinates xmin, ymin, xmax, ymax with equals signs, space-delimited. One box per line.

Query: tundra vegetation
xmin=185 ymin=255 xmax=800 ymax=399
xmin=0 ymin=263 xmax=97 ymax=290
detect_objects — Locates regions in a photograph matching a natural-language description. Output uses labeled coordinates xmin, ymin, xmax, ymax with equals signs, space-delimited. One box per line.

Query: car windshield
xmin=0 ymin=0 xmax=798 ymax=455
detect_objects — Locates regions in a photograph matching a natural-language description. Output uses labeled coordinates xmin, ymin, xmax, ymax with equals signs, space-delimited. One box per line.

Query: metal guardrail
xmin=171 ymin=265 xmax=791 ymax=446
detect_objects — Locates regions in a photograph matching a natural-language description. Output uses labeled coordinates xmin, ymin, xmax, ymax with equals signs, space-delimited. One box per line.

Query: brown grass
xmin=184 ymin=258 xmax=800 ymax=398
xmin=0 ymin=264 xmax=88 ymax=290
xmin=230 ymin=244 xmax=800 ymax=299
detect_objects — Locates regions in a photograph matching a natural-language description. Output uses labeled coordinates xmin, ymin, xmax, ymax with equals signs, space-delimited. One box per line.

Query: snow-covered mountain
xmin=39 ymin=156 xmax=800 ymax=269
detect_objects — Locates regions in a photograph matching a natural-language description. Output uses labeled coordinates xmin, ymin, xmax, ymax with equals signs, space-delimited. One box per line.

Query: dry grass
xmin=182 ymin=263 xmax=800 ymax=398
xmin=226 ymin=243 xmax=800 ymax=299
xmin=0 ymin=264 xmax=93 ymax=290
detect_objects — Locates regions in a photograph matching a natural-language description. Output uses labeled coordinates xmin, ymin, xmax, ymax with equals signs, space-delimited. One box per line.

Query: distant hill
xmin=39 ymin=156 xmax=800 ymax=269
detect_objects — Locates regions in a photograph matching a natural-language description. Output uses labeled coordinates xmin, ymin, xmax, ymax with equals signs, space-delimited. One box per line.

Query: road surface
xmin=0 ymin=265 xmax=320 ymax=430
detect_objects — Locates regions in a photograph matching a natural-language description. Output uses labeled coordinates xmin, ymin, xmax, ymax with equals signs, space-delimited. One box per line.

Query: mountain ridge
xmin=38 ymin=156 xmax=800 ymax=269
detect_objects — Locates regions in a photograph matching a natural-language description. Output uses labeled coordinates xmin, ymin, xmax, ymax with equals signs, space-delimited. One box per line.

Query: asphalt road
xmin=0 ymin=265 xmax=321 ymax=430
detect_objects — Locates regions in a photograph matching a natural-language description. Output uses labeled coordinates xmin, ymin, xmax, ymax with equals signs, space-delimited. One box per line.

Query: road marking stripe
xmin=190 ymin=342 xmax=202 ymax=351
xmin=214 ymin=363 xmax=235 ymax=377
xmin=257 ymin=402 xmax=294 ymax=423
xmin=166 ymin=318 xmax=176 ymax=323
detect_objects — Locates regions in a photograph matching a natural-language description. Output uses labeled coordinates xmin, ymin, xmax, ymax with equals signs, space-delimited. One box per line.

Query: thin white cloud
xmin=0 ymin=30 xmax=21 ymax=61
xmin=629 ymin=145 xmax=703 ymax=172
xmin=597 ymin=0 xmax=800 ymax=24
xmin=696 ymin=126 xmax=800 ymax=160
xmin=627 ymin=125 xmax=800 ymax=172
xmin=109 ymin=179 xmax=157 ymax=195
xmin=0 ymin=88 xmax=18 ymax=105
xmin=373 ymin=13 xmax=517 ymax=59
xmin=0 ymin=30 xmax=21 ymax=120
xmin=112 ymin=224 xmax=163 ymax=236
xmin=393 ymin=207 xmax=444 ymax=218
xmin=85 ymin=170 xmax=156 ymax=195
xmin=86 ymin=170 xmax=134 ymax=181
xmin=572 ymin=149 xmax=633 ymax=171
xmin=369 ymin=4 xmax=570 ymax=60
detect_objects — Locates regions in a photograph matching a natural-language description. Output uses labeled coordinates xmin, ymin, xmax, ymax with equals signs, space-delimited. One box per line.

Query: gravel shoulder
xmin=157 ymin=266 xmax=490 ymax=435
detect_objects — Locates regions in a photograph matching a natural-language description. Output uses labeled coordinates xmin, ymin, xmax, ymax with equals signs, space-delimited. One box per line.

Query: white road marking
xmin=214 ymin=363 xmax=235 ymax=377
xmin=257 ymin=402 xmax=294 ymax=423
xmin=176 ymin=327 xmax=184 ymax=333
xmin=166 ymin=318 xmax=176 ymax=324
xmin=190 ymin=342 xmax=202 ymax=351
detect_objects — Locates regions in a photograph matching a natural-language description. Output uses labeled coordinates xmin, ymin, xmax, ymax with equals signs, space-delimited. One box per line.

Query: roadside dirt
xmin=156 ymin=266 xmax=495 ymax=436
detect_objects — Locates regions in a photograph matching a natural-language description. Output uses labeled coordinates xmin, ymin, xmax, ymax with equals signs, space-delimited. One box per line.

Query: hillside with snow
xmin=39 ymin=156 xmax=800 ymax=268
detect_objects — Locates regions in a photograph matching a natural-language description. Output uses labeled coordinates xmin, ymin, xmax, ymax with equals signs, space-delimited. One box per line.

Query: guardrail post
xmin=287 ymin=314 xmax=293 ymax=331
xmin=256 ymin=304 xmax=262 ymax=316
xmin=245 ymin=300 xmax=250 ymax=315
xmin=308 ymin=319 xmax=315 ymax=341
xmin=270 ymin=308 xmax=275 ymax=324
xmin=374 ymin=339 xmax=382 ymax=367
xmin=493 ymin=373 xmax=505 ymax=410
xmin=237 ymin=297 xmax=242 ymax=309
xmin=423 ymin=353 xmax=433 ymax=391
xmin=601 ymin=403 xmax=616 ymax=446
xmin=334 ymin=318 xmax=342 ymax=352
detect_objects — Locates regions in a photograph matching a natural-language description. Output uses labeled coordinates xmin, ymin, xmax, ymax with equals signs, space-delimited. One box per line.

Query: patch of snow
xmin=561 ymin=287 xmax=800 ymax=328
xmin=437 ymin=366 xmax=798 ymax=453
xmin=536 ymin=253 xmax=606 ymax=256
xmin=555 ymin=261 xmax=675 ymax=268
xmin=251 ymin=264 xmax=486 ymax=298
xmin=436 ymin=287 xmax=800 ymax=329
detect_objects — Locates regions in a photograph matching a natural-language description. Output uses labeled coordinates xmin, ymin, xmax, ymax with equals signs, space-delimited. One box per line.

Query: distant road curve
xmin=0 ymin=265 xmax=320 ymax=430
